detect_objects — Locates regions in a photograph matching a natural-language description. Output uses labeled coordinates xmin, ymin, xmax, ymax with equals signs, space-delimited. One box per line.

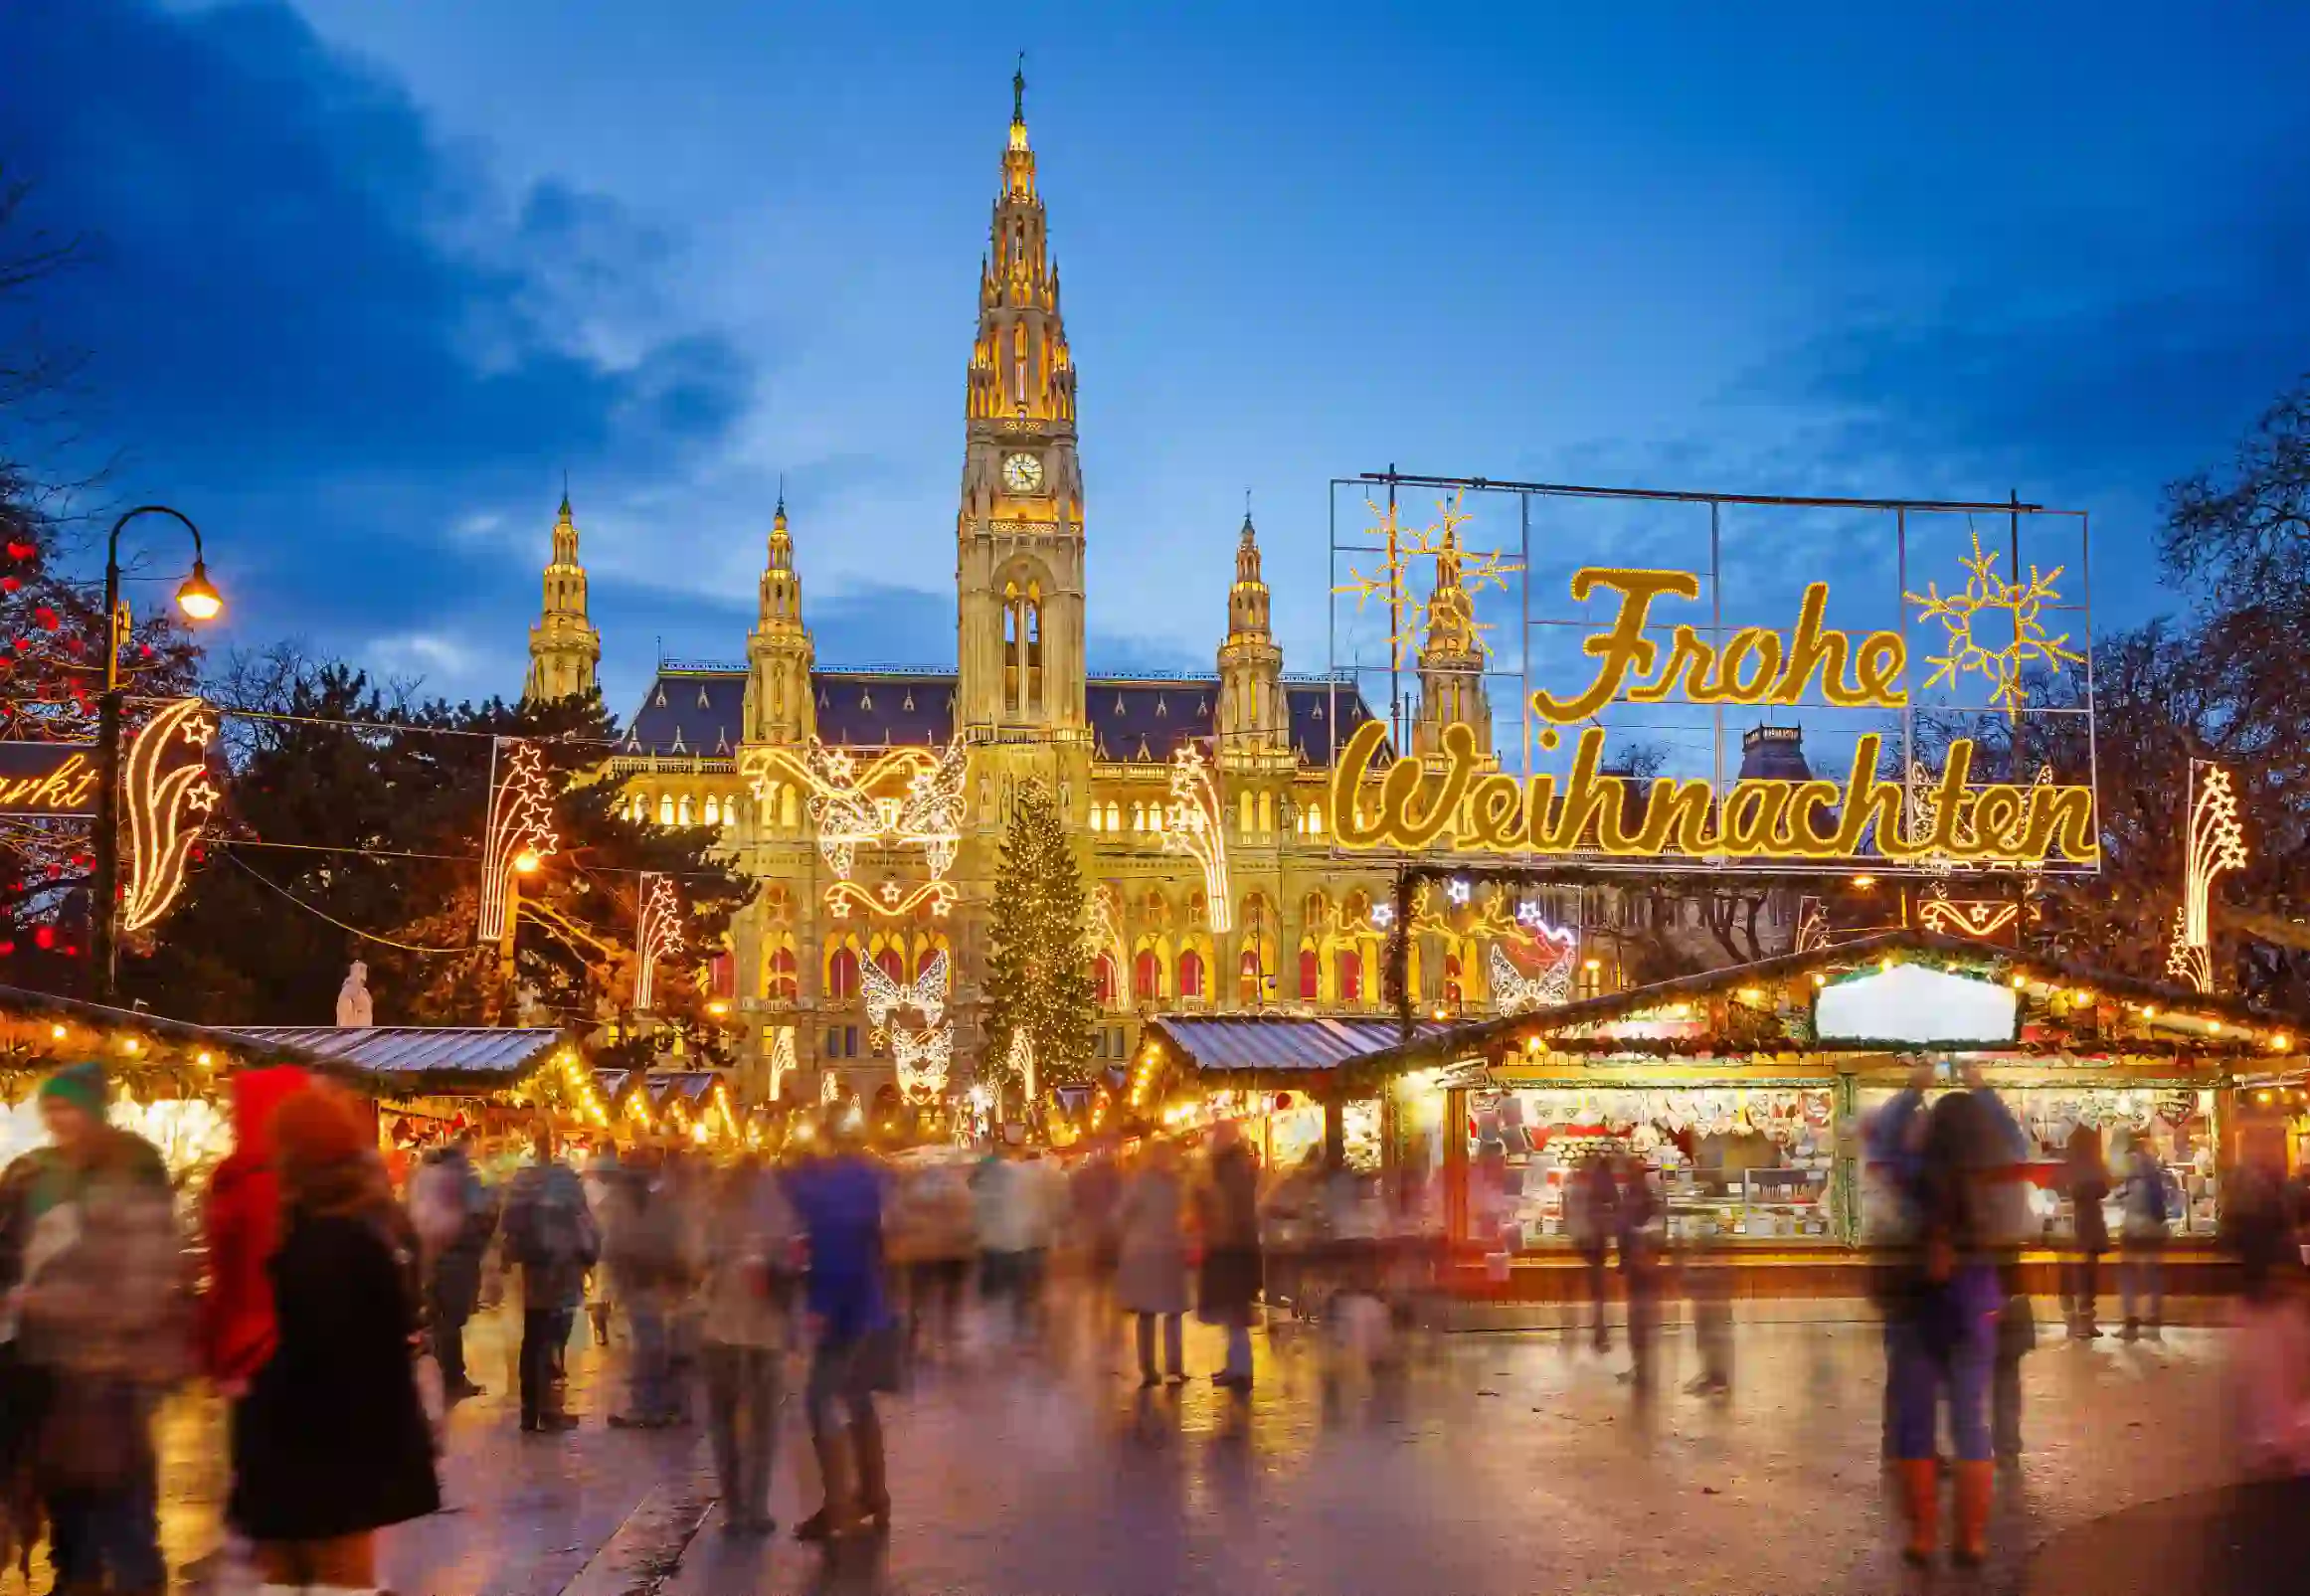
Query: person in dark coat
xmin=1195 ymin=1123 xmax=1263 ymax=1390
xmin=234 ymin=1084 xmax=439 ymax=1589
xmin=2060 ymin=1124 xmax=2110 ymax=1339
xmin=410 ymin=1134 xmax=494 ymax=1400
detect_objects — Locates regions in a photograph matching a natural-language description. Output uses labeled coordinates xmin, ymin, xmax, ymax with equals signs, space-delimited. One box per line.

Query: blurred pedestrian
xmin=499 ymin=1125 xmax=600 ymax=1433
xmin=887 ymin=1159 xmax=974 ymax=1363
xmin=1963 ymin=1066 xmax=2036 ymax=1465
xmin=1196 ymin=1123 xmax=1263 ymax=1390
xmin=605 ymin=1147 xmax=693 ymax=1429
xmin=410 ymin=1130 xmax=494 ymax=1400
xmin=2059 ymin=1123 xmax=2110 ymax=1339
xmin=196 ymin=1064 xmax=309 ymax=1587
xmin=2117 ymin=1137 xmax=2170 ymax=1341
xmin=2225 ymin=1158 xmax=2310 ymax=1473
xmin=698 ymin=1159 xmax=797 ymax=1535
xmin=581 ymin=1148 xmax=620 ymax=1346
xmin=1683 ymin=1232 xmax=1733 ymax=1399
xmin=0 ymin=1062 xmax=189 ymax=1596
xmin=1881 ymin=1089 xmax=2008 ymax=1568
xmin=234 ymin=1083 xmax=439 ymax=1590
xmin=1566 ymin=1155 xmax=1620 ymax=1352
xmin=784 ymin=1116 xmax=896 ymax=1542
xmin=1617 ymin=1154 xmax=1663 ymax=1390
xmin=972 ymin=1145 xmax=1036 ymax=1347
xmin=1116 ymin=1141 xmax=1190 ymax=1386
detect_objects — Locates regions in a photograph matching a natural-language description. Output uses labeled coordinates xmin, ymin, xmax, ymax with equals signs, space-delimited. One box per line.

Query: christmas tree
xmin=982 ymin=778 xmax=1096 ymax=1093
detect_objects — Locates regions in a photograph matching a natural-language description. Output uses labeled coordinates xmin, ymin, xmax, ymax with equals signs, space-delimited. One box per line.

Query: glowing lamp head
xmin=689 ymin=1122 xmax=709 ymax=1146
xmin=1583 ymin=958 xmax=1601 ymax=973
xmin=1852 ymin=874 xmax=1876 ymax=890
xmin=2271 ymin=1032 xmax=2292 ymax=1052
xmin=706 ymin=999 xmax=730 ymax=1018
xmin=175 ymin=560 xmax=224 ymax=622
xmin=513 ymin=849 xmax=542 ymax=875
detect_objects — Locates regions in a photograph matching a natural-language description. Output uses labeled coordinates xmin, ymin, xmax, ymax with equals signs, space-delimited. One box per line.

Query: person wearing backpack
xmin=2118 ymin=1138 xmax=2171 ymax=1342
xmin=499 ymin=1126 xmax=599 ymax=1434
xmin=410 ymin=1133 xmax=493 ymax=1401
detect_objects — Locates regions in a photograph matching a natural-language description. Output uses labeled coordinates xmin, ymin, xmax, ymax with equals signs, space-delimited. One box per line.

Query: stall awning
xmin=1146 ymin=1013 xmax=1455 ymax=1090
xmin=223 ymin=1026 xmax=563 ymax=1091
xmin=645 ymin=1070 xmax=724 ymax=1105
xmin=1342 ymin=928 xmax=2310 ymax=1081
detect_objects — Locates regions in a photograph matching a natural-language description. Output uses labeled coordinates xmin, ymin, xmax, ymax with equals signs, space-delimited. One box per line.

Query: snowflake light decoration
xmin=1333 ymin=490 xmax=1520 ymax=660
xmin=1904 ymin=529 xmax=2084 ymax=720
xmin=2166 ymin=760 xmax=2247 ymax=993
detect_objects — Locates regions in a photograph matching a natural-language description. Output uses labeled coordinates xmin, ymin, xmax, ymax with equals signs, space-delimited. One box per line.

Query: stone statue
xmin=335 ymin=960 xmax=374 ymax=1027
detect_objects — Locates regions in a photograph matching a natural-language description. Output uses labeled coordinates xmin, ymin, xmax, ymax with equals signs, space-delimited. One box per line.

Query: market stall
xmin=1138 ymin=1013 xmax=1455 ymax=1172
xmin=1339 ymin=930 xmax=2306 ymax=1297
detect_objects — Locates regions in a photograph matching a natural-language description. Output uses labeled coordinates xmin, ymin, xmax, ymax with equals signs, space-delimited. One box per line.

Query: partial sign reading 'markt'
xmin=0 ymin=743 xmax=102 ymax=817
xmin=1329 ymin=568 xmax=2098 ymax=867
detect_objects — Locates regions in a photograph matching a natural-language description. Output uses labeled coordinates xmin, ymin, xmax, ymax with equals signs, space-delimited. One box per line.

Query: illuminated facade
xmin=521 ymin=73 xmax=1773 ymax=1103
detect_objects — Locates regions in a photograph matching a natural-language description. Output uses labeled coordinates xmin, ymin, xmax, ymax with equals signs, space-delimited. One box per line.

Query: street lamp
xmin=92 ymin=505 xmax=222 ymax=1002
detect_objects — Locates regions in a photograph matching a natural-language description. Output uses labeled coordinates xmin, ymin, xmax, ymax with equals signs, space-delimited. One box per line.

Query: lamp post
xmin=91 ymin=505 xmax=222 ymax=1003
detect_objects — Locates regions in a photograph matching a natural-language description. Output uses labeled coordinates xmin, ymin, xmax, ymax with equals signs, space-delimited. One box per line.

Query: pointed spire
xmin=1008 ymin=53 xmax=1030 ymax=153
xmin=559 ymin=469 xmax=571 ymax=519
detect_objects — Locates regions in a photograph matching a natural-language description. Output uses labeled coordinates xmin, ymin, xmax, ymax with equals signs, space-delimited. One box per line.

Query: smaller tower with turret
xmin=525 ymin=488 xmax=601 ymax=702
xmin=1413 ymin=527 xmax=1492 ymax=759
xmin=1216 ymin=510 xmax=1290 ymax=769
xmin=745 ymin=495 xmax=816 ymax=745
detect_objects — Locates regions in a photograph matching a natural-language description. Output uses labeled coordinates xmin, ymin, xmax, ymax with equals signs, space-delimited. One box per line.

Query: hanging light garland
xmin=2168 ymin=760 xmax=2247 ymax=993
xmin=1161 ymin=743 xmax=1230 ymax=934
xmin=477 ymin=738 xmax=557 ymax=945
xmin=632 ymin=871 xmax=685 ymax=1012
xmin=119 ymin=698 xmax=220 ymax=933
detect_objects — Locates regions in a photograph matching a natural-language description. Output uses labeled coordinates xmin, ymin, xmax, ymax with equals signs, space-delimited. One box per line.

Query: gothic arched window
xmin=1336 ymin=948 xmax=1363 ymax=1003
xmin=677 ymin=794 xmax=694 ymax=826
xmin=1105 ymin=800 xmax=1121 ymax=832
xmin=657 ymin=794 xmax=674 ymax=826
xmin=1299 ymin=945 xmax=1321 ymax=1002
xmin=1094 ymin=952 xmax=1118 ymax=1008
xmin=1134 ymin=947 xmax=1164 ymax=1001
xmin=826 ymin=944 xmax=860 ymax=1002
xmin=1179 ymin=948 xmax=1205 ymax=1000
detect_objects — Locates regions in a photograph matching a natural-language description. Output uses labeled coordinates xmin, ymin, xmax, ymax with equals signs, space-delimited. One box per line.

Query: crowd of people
xmin=3 ymin=1054 xmax=2309 ymax=1589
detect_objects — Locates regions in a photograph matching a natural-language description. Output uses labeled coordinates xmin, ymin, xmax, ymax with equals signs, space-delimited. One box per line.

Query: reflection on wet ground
xmin=81 ymin=1300 xmax=2247 ymax=1595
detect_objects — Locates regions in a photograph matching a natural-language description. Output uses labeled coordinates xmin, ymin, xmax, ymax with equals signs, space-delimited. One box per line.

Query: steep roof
xmin=621 ymin=666 xmax=1380 ymax=764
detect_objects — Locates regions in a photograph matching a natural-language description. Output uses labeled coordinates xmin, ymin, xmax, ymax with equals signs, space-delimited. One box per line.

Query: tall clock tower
xmin=956 ymin=66 xmax=1086 ymax=743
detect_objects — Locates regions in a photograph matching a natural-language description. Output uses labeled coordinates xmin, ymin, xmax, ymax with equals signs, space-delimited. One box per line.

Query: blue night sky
xmin=2 ymin=0 xmax=2306 ymax=734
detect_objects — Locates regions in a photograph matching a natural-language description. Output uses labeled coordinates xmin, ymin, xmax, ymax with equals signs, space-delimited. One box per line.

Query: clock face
xmin=1002 ymin=451 xmax=1045 ymax=493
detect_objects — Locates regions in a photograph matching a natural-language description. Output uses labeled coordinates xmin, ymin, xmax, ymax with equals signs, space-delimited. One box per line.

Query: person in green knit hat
xmin=0 ymin=1059 xmax=191 ymax=1595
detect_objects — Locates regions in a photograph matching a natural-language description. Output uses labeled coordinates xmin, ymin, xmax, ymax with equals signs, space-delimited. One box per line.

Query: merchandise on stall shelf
xmin=1855 ymin=1085 xmax=2220 ymax=1241
xmin=1463 ymin=1086 xmax=1840 ymax=1249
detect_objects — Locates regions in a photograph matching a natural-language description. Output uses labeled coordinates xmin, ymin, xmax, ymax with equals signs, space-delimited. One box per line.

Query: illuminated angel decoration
xmin=862 ymin=950 xmax=951 ymax=1097
xmin=120 ymin=698 xmax=221 ymax=934
xmin=1333 ymin=489 xmax=1519 ymax=659
xmin=895 ymin=738 xmax=966 ymax=877
xmin=741 ymin=736 xmax=965 ymax=901
xmin=1904 ymin=529 xmax=2084 ymax=720
xmin=631 ymin=872 xmax=685 ymax=1012
xmin=1160 ymin=743 xmax=1232 ymax=934
xmin=1488 ymin=920 xmax=1578 ymax=1015
xmin=2167 ymin=760 xmax=2247 ymax=993
xmin=478 ymin=738 xmax=558 ymax=945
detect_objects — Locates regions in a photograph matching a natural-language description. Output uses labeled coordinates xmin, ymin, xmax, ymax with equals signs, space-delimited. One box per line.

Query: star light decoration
xmin=120 ymin=697 xmax=221 ymax=934
xmin=1904 ymin=529 xmax=2084 ymax=721
xmin=1084 ymin=881 xmax=1128 ymax=1002
xmin=631 ymin=871 xmax=685 ymax=1012
xmin=477 ymin=738 xmax=557 ymax=946
xmin=1160 ymin=743 xmax=1231 ymax=935
xmin=766 ymin=1024 xmax=797 ymax=1103
xmin=1333 ymin=490 xmax=1520 ymax=660
xmin=862 ymin=948 xmax=951 ymax=1097
xmin=2167 ymin=760 xmax=2247 ymax=993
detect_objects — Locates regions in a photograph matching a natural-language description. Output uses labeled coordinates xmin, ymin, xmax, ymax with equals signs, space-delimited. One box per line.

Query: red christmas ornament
xmin=138 ymin=644 xmax=154 ymax=659
xmin=33 ymin=608 xmax=58 ymax=632
xmin=64 ymin=638 xmax=83 ymax=656
xmin=1 ymin=577 xmax=19 ymax=594
xmin=12 ymin=638 xmax=29 ymax=654
xmin=6 ymin=541 xmax=35 ymax=561
xmin=33 ymin=925 xmax=53 ymax=950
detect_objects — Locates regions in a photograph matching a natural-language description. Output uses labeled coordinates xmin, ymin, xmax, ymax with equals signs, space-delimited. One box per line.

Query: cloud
xmin=0 ymin=0 xmax=755 ymax=700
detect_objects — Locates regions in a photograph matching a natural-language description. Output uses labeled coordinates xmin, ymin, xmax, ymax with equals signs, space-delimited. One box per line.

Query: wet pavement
xmin=57 ymin=1301 xmax=2259 ymax=1594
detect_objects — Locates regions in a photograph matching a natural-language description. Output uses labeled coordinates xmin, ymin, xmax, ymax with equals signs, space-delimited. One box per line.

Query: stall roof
xmin=0 ymin=984 xmax=565 ymax=1093
xmin=1146 ymin=1013 xmax=1456 ymax=1086
xmin=223 ymin=1026 xmax=564 ymax=1090
xmin=646 ymin=1070 xmax=725 ymax=1105
xmin=1341 ymin=929 xmax=2310 ymax=1082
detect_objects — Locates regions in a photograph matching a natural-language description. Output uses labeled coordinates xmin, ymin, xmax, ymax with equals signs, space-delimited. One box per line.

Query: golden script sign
xmin=0 ymin=744 xmax=102 ymax=818
xmin=1329 ymin=568 xmax=2097 ymax=867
